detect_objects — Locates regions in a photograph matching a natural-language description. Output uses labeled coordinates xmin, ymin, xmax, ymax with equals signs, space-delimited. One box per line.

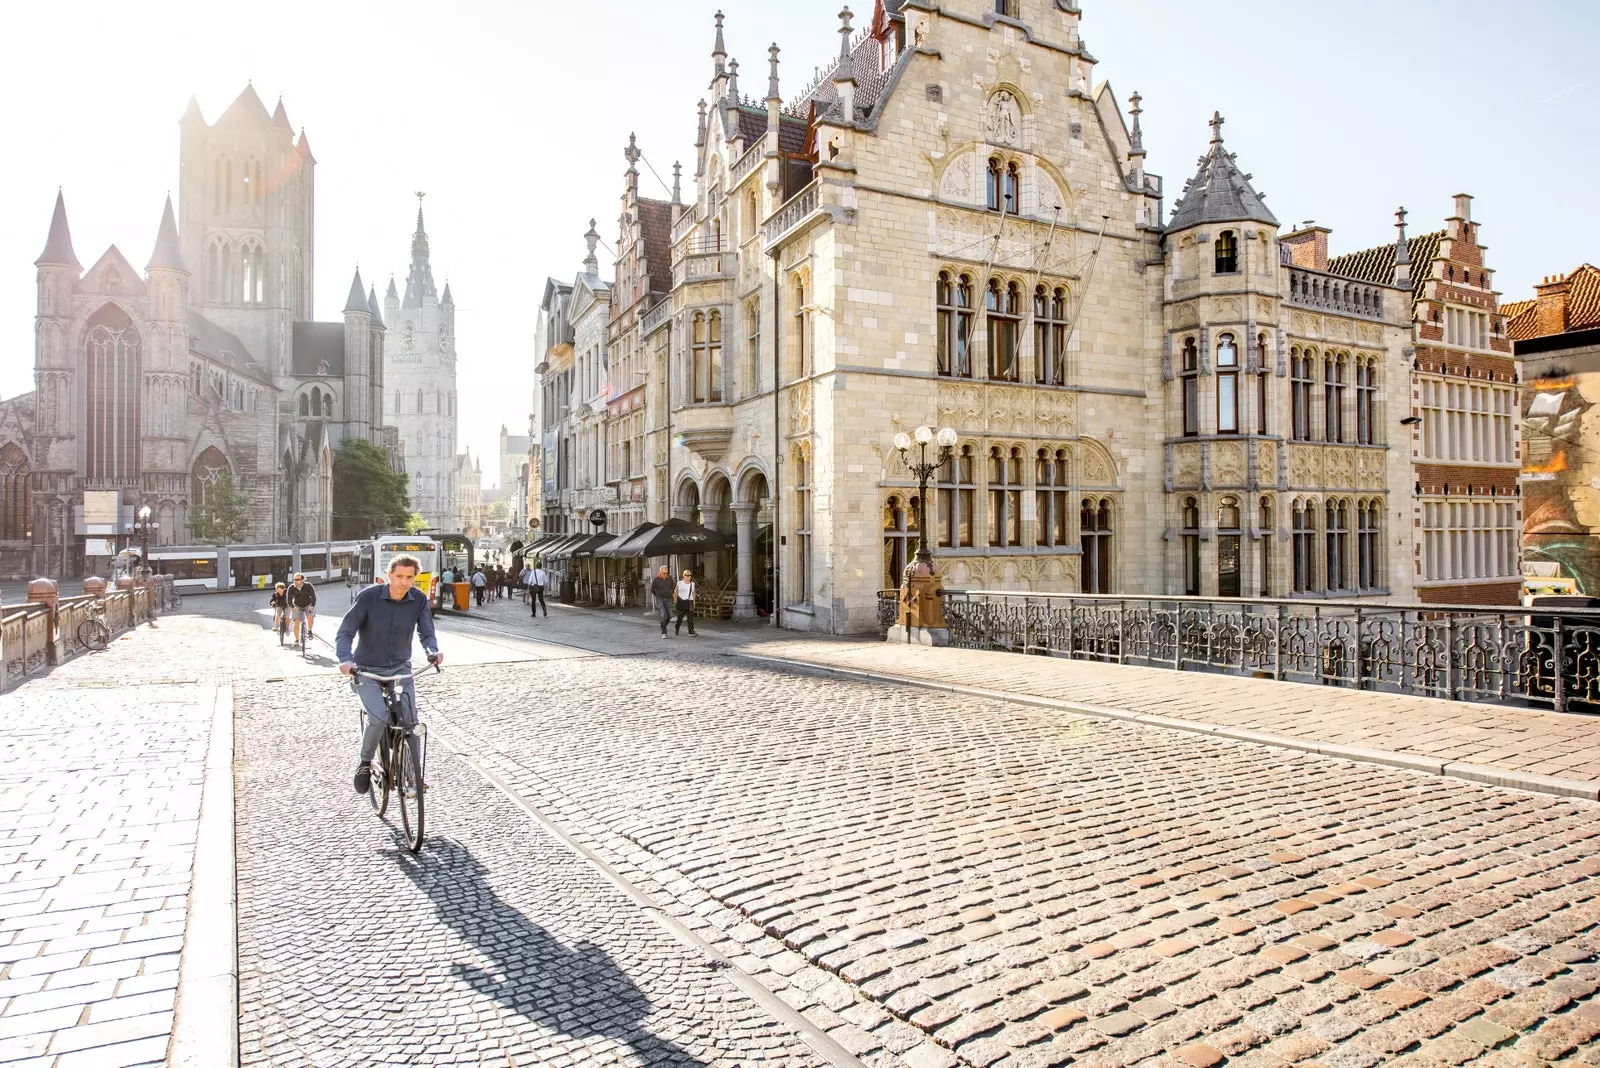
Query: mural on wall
xmin=1523 ymin=373 xmax=1600 ymax=594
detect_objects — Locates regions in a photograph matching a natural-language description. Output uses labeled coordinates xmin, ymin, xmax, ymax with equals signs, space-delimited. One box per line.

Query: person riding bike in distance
xmin=287 ymin=572 xmax=318 ymax=646
xmin=336 ymin=554 xmax=443 ymax=795
xmin=268 ymin=582 xmax=289 ymax=637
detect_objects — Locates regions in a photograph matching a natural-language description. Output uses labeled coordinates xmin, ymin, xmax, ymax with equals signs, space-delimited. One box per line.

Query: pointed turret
xmin=441 ymin=282 xmax=454 ymax=306
xmin=180 ymin=95 xmax=206 ymax=129
xmin=295 ymin=128 xmax=315 ymax=163
xmin=402 ymin=197 xmax=437 ymax=308
xmin=833 ymin=8 xmax=857 ymax=122
xmin=386 ymin=276 xmax=398 ymax=300
xmin=1167 ymin=112 xmax=1277 ymax=232
xmin=35 ymin=190 xmax=80 ymax=270
xmin=146 ymin=195 xmax=185 ymax=272
xmin=712 ymin=10 xmax=727 ymax=76
xmin=344 ymin=268 xmax=369 ymax=314
xmin=727 ymin=58 xmax=740 ymax=104
xmin=1393 ymin=207 xmax=1412 ymax=290
xmin=368 ymin=285 xmax=384 ymax=327
xmin=272 ymin=97 xmax=292 ymax=131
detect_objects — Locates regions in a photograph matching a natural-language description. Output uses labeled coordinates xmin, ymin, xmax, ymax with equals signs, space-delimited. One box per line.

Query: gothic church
xmin=0 ymin=85 xmax=400 ymax=578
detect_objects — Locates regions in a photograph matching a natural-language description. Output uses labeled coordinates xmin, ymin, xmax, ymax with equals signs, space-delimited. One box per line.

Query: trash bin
xmin=453 ymin=582 xmax=471 ymax=611
xmin=560 ymin=578 xmax=576 ymax=604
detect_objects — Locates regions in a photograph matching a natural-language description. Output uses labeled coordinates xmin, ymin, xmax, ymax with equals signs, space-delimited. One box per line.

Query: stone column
xmin=732 ymin=504 xmax=757 ymax=618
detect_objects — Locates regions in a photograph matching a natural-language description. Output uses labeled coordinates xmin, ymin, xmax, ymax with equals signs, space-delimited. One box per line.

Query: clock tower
xmin=381 ymin=198 xmax=459 ymax=529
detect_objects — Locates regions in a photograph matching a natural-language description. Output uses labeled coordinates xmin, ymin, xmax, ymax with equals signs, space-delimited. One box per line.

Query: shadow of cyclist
xmin=392 ymin=837 xmax=707 ymax=1065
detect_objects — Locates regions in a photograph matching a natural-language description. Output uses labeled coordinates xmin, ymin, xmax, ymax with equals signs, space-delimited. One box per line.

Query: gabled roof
xmin=291 ymin=322 xmax=346 ymax=376
xmin=217 ymin=83 xmax=271 ymax=127
xmin=637 ymin=199 xmax=673 ymax=295
xmin=1505 ymin=264 xmax=1600 ymax=341
xmin=790 ymin=31 xmax=897 ymax=126
xmin=188 ymin=311 xmax=272 ymax=383
xmin=1167 ymin=114 xmax=1277 ymax=232
xmin=1327 ymin=230 xmax=1445 ymax=304
xmin=36 ymin=190 xmax=80 ymax=270
xmin=83 ymin=246 xmax=146 ymax=296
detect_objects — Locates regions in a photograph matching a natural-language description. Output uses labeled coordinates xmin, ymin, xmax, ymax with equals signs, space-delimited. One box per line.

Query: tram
xmin=145 ymin=542 xmax=359 ymax=592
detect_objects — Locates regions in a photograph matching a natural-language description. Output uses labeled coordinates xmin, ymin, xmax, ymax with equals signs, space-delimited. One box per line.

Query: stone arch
xmin=1078 ymin=437 xmax=1118 ymax=486
xmin=83 ymin=303 xmax=142 ymax=480
xmin=733 ymin=459 xmax=771 ymax=506
xmin=674 ymin=474 xmax=701 ymax=514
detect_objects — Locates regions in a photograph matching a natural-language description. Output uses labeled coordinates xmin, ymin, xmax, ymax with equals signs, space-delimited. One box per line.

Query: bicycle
xmin=295 ymin=613 xmax=312 ymax=658
xmin=353 ymin=659 xmax=439 ymax=853
xmin=275 ymin=608 xmax=289 ymax=646
xmin=78 ymin=599 xmax=110 ymax=651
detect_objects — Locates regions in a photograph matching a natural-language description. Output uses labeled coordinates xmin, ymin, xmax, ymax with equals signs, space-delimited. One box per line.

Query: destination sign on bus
xmin=378 ymin=542 xmax=436 ymax=552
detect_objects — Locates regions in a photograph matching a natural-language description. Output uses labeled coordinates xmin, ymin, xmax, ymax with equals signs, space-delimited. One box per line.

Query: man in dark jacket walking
xmin=649 ymin=565 xmax=674 ymax=638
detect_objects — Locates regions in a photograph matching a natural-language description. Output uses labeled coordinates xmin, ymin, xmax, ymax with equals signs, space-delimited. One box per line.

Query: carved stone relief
xmin=1173 ymin=443 xmax=1200 ymax=486
xmin=939 ymin=153 xmax=974 ymax=203
xmin=986 ymin=90 xmax=1022 ymax=146
xmin=1213 ymin=442 xmax=1245 ymax=486
xmin=1081 ymin=438 xmax=1117 ymax=485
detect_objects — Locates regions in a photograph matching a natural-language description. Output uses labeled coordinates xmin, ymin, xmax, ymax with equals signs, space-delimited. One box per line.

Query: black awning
xmin=623 ymin=518 xmax=728 ymax=558
xmin=569 ymin=534 xmax=617 ymax=559
xmin=593 ymin=522 xmax=659 ymax=559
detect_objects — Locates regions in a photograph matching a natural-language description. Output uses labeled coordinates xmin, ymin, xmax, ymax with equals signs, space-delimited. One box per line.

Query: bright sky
xmin=2 ymin=1 xmax=1594 ymax=489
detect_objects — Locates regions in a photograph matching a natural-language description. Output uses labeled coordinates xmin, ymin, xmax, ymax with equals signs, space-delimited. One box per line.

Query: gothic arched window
xmin=207 ymin=239 xmax=233 ymax=304
xmin=0 ymin=443 xmax=29 ymax=542
xmin=323 ymin=392 xmax=333 ymax=418
xmin=1215 ymin=230 xmax=1238 ymax=274
xmin=986 ymin=157 xmax=1003 ymax=212
xmin=298 ymin=393 xmax=309 ymax=417
xmin=84 ymin=305 xmax=141 ymax=479
xmin=240 ymin=241 xmax=265 ymax=305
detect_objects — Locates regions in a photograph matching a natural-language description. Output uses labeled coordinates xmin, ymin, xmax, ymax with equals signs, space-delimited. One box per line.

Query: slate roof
xmin=1327 ymin=230 xmax=1445 ymax=304
xmin=637 ymin=198 xmax=673 ymax=296
xmin=1168 ymin=120 xmax=1277 ymax=231
xmin=792 ymin=32 xmax=898 ymax=125
xmin=146 ymin=196 xmax=184 ymax=272
xmin=187 ymin=312 xmax=272 ymax=383
xmin=36 ymin=191 xmax=80 ymax=270
xmin=1504 ymin=264 xmax=1600 ymax=341
xmin=291 ymin=322 xmax=346 ymax=377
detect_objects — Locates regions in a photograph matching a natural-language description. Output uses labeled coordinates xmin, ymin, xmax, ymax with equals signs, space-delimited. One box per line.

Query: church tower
xmin=177 ymin=85 xmax=313 ymax=382
xmin=383 ymin=200 xmax=459 ymax=529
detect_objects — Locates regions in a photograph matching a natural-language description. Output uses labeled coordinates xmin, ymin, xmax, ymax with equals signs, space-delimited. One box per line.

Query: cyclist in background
xmin=337 ymin=554 xmax=443 ymax=794
xmin=268 ymin=582 xmax=289 ymax=638
xmin=286 ymin=572 xmax=318 ymax=646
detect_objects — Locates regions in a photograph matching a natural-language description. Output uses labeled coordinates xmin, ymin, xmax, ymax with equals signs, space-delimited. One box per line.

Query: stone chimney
xmin=1533 ymin=273 xmax=1573 ymax=338
xmin=1279 ymin=226 xmax=1330 ymax=271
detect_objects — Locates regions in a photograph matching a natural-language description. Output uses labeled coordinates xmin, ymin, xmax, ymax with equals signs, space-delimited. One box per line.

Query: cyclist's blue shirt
xmin=336 ymin=584 xmax=439 ymax=669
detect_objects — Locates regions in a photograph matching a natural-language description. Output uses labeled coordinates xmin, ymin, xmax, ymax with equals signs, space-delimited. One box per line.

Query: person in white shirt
xmin=673 ymin=570 xmax=698 ymax=636
xmin=528 ymin=563 xmax=549 ymax=618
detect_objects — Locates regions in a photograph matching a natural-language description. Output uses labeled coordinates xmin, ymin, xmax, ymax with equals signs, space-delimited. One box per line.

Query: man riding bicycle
xmin=336 ymin=554 xmax=444 ymax=795
xmin=287 ymin=572 xmax=318 ymax=645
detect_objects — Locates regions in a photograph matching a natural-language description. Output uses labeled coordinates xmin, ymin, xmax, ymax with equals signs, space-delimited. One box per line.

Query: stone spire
xmin=583 ymin=220 xmax=600 ymax=276
xmin=695 ymin=99 xmax=708 ymax=177
xmin=671 ymin=162 xmax=683 ymax=206
xmin=1393 ymin=207 xmax=1412 ymax=290
xmin=367 ymin=284 xmax=383 ymax=327
xmin=834 ymin=8 xmax=856 ymax=120
xmin=272 ymin=97 xmax=292 ymax=131
xmin=403 ymin=192 xmax=437 ymax=309
xmin=146 ymin=194 xmax=184 ymax=272
xmin=386 ymin=276 xmax=398 ymax=300
xmin=712 ymin=10 xmax=726 ymax=76
xmin=344 ymin=268 xmax=368 ymax=314
xmin=36 ymin=190 xmax=80 ymax=270
xmin=767 ymin=43 xmax=782 ymax=103
xmin=624 ymin=133 xmax=640 ymax=195
xmin=1128 ymin=92 xmax=1145 ymax=156
xmin=1167 ymin=111 xmax=1277 ymax=232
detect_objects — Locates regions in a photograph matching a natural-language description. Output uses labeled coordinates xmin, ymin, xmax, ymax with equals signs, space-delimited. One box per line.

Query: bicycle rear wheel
xmin=368 ymin=731 xmax=391 ymax=816
xmin=396 ymin=730 xmax=425 ymax=853
xmin=78 ymin=618 xmax=109 ymax=651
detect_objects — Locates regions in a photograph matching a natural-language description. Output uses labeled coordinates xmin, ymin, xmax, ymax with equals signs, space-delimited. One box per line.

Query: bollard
xmin=27 ymin=578 xmax=63 ymax=665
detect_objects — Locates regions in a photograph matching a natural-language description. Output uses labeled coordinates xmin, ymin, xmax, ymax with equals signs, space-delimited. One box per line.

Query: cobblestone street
xmin=3 ymin=592 xmax=1600 ymax=1066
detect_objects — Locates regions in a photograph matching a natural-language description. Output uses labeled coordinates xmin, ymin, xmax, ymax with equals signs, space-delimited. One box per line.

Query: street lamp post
xmin=893 ymin=425 xmax=959 ymax=569
xmin=136 ymin=505 xmax=153 ymax=565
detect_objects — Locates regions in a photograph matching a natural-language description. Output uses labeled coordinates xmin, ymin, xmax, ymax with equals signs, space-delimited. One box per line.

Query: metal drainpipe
xmin=771 ymin=246 xmax=782 ymax=630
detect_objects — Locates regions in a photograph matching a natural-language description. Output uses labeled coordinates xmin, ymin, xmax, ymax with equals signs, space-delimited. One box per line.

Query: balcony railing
xmin=730 ymin=142 xmax=764 ymax=186
xmin=927 ymin=589 xmax=1600 ymax=714
xmin=1286 ymin=267 xmax=1386 ymax=322
xmin=671 ymin=205 xmax=701 ymax=244
xmin=672 ymin=235 xmax=725 ymax=262
xmin=762 ymin=180 xmax=823 ymax=249
xmin=641 ymin=296 xmax=672 ymax=336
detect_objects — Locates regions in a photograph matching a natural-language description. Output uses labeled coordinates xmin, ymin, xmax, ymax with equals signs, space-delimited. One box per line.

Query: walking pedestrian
xmin=528 ymin=562 xmax=549 ymax=618
xmin=471 ymin=567 xmax=487 ymax=607
xmin=519 ymin=562 xmax=532 ymax=603
xmin=650 ymin=565 xmax=674 ymax=638
xmin=673 ymin=569 xmax=698 ymax=636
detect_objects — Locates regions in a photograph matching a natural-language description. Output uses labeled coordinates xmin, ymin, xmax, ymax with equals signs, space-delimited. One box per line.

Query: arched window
xmin=240 ymin=242 xmax=265 ymax=304
xmin=1035 ymin=448 xmax=1069 ymax=547
xmin=1356 ymin=357 xmax=1376 ymax=445
xmin=744 ymin=297 xmax=761 ymax=396
xmin=883 ymin=495 xmax=916 ymax=589
xmin=936 ymin=272 xmax=973 ymax=378
xmin=298 ymin=393 xmax=310 ymax=416
xmin=1358 ymin=501 xmax=1380 ymax=591
xmin=1293 ymin=500 xmax=1317 ymax=593
xmin=85 ymin=305 xmax=142 ymax=479
xmin=207 ymin=239 xmax=233 ymax=304
xmin=1215 ymin=230 xmax=1238 ymax=274
xmin=1326 ymin=499 xmax=1349 ymax=591
xmin=938 ymin=444 xmax=975 ymax=548
xmin=323 ymin=392 xmax=334 ymax=418
xmin=986 ymin=279 xmax=1020 ymax=381
xmin=986 ymin=157 xmax=1003 ymax=212
xmin=1290 ymin=348 xmax=1313 ymax=440
xmin=1003 ymin=161 xmax=1020 ymax=214
xmin=791 ymin=275 xmax=810 ymax=379
xmin=1181 ymin=496 xmax=1201 ymax=596
xmin=1216 ymin=333 xmax=1239 ymax=434
xmin=191 ymin=446 xmax=230 ymax=511
xmin=1181 ymin=337 xmax=1199 ymax=436
xmin=0 ymin=443 xmax=30 ymax=542
xmin=1034 ymin=285 xmax=1068 ymax=386
xmin=1324 ymin=354 xmax=1347 ymax=443
xmin=1081 ymin=497 xmax=1113 ymax=594
xmin=1258 ymin=496 xmax=1273 ymax=597
xmin=1217 ymin=496 xmax=1241 ymax=597
xmin=988 ymin=445 xmax=1022 ymax=547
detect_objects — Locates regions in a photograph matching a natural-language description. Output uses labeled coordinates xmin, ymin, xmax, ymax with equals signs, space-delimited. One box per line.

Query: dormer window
xmin=1215 ymin=230 xmax=1238 ymax=274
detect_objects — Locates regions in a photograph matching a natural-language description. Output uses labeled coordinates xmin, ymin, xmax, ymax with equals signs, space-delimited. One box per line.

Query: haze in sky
xmin=2 ymin=0 xmax=1593 ymax=489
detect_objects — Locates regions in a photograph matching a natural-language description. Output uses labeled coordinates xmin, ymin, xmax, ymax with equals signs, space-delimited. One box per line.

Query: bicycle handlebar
xmin=351 ymin=658 xmax=442 ymax=683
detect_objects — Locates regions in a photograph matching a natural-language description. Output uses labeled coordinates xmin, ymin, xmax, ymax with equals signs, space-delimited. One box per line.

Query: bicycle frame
xmin=353 ymin=662 xmax=439 ymax=783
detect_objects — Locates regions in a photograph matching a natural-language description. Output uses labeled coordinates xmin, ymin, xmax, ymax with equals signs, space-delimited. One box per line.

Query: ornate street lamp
xmin=893 ymin=424 xmax=959 ymax=568
xmin=135 ymin=506 xmax=155 ymax=572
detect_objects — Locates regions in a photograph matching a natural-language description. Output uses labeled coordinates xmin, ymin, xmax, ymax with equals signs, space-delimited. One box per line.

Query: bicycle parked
xmin=352 ymin=659 xmax=438 ymax=852
xmin=77 ymin=599 xmax=110 ymax=651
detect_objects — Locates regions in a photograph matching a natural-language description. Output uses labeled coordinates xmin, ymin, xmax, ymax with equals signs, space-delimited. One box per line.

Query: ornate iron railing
xmin=937 ymin=590 xmax=1600 ymax=715
xmin=877 ymin=590 xmax=899 ymax=637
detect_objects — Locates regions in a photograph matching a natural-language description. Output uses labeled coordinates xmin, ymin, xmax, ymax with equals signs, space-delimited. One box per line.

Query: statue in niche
xmin=986 ymin=90 xmax=1021 ymax=145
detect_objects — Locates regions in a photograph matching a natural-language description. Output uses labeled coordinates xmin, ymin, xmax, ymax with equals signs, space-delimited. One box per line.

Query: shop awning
xmin=527 ymin=534 xmax=580 ymax=560
xmin=568 ymin=533 xmax=617 ymax=559
xmin=545 ymin=533 xmax=612 ymax=560
xmin=622 ymin=518 xmax=728 ymax=558
xmin=592 ymin=522 xmax=659 ymax=559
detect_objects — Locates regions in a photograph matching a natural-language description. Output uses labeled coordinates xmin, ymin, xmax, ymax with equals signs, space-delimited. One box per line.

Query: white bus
xmin=355 ymin=535 xmax=442 ymax=603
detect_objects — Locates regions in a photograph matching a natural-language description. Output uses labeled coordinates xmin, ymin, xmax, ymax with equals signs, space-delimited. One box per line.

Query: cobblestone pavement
xmin=736 ymin=639 xmax=1600 ymax=787
xmin=0 ymin=675 xmax=216 ymax=1067
xmin=425 ymin=600 xmax=1600 ymax=1067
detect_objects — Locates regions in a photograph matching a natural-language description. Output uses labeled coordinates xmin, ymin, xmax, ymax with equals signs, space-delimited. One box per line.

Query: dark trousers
xmin=674 ymin=598 xmax=696 ymax=635
xmin=474 ymin=585 xmax=485 ymax=606
xmin=529 ymin=587 xmax=547 ymax=616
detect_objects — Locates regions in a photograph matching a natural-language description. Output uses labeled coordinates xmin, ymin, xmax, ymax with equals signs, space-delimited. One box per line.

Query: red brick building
xmin=1330 ymin=195 xmax=1521 ymax=605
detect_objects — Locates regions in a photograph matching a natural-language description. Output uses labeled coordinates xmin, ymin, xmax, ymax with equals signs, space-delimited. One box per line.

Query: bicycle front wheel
xmin=368 ymin=732 xmax=391 ymax=816
xmin=396 ymin=731 xmax=425 ymax=853
xmin=78 ymin=618 xmax=109 ymax=651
